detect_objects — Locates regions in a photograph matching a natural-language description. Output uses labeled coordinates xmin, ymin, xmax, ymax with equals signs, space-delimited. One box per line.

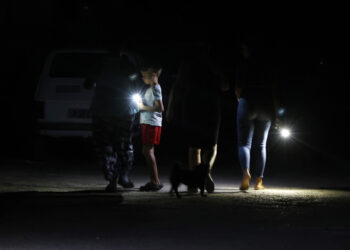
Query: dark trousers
xmin=92 ymin=115 xmax=135 ymax=181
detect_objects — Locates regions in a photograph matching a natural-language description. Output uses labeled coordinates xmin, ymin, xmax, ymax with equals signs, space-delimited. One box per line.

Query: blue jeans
xmin=237 ymin=98 xmax=273 ymax=177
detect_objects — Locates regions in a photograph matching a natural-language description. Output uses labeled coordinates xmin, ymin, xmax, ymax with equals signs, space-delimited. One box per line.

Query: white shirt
xmin=140 ymin=84 xmax=163 ymax=127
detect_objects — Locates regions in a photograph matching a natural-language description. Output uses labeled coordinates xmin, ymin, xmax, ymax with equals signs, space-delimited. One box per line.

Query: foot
xmin=118 ymin=175 xmax=134 ymax=188
xmin=140 ymin=182 xmax=163 ymax=191
xmin=254 ymin=177 xmax=265 ymax=190
xmin=205 ymin=173 xmax=215 ymax=193
xmin=105 ymin=180 xmax=117 ymax=192
xmin=239 ymin=174 xmax=251 ymax=191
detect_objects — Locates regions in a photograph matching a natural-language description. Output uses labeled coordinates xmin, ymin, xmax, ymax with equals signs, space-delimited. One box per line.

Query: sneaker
xmin=139 ymin=182 xmax=163 ymax=191
xmin=205 ymin=173 xmax=215 ymax=193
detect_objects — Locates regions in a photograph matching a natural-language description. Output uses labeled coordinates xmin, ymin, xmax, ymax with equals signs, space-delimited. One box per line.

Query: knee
xmin=237 ymin=134 xmax=252 ymax=148
xmin=212 ymin=144 xmax=217 ymax=154
xmin=142 ymin=145 xmax=153 ymax=156
xmin=189 ymin=147 xmax=201 ymax=155
xmin=238 ymin=141 xmax=252 ymax=149
xmin=253 ymin=140 xmax=267 ymax=150
xmin=206 ymin=145 xmax=217 ymax=157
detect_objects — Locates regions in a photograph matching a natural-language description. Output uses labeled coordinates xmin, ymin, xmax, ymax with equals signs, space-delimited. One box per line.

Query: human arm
xmin=271 ymin=65 xmax=282 ymax=129
xmin=138 ymin=100 xmax=164 ymax=112
xmin=138 ymin=84 xmax=164 ymax=112
xmin=273 ymin=97 xmax=281 ymax=129
xmin=219 ymin=72 xmax=230 ymax=92
xmin=234 ymin=64 xmax=243 ymax=102
xmin=165 ymin=63 xmax=187 ymax=122
xmin=165 ymin=83 xmax=176 ymax=122
xmin=234 ymin=87 xmax=242 ymax=102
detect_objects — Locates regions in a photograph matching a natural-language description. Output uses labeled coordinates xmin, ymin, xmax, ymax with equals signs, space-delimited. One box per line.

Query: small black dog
xmin=169 ymin=162 xmax=210 ymax=199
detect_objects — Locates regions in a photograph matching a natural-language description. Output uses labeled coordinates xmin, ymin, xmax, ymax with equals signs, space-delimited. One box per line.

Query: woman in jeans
xmin=235 ymin=34 xmax=280 ymax=190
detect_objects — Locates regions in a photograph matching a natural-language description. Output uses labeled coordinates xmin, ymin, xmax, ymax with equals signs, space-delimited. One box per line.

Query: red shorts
xmin=141 ymin=124 xmax=162 ymax=145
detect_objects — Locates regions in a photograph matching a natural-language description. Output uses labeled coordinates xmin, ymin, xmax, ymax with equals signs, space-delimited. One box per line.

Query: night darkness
xmin=1 ymin=1 xmax=350 ymax=249
xmin=2 ymin=1 xmax=349 ymax=165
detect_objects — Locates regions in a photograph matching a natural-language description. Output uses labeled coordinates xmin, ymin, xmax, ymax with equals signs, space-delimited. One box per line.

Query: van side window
xmin=50 ymin=53 xmax=103 ymax=78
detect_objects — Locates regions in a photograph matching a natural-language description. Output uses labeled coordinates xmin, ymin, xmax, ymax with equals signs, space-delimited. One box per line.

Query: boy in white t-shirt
xmin=137 ymin=67 xmax=164 ymax=191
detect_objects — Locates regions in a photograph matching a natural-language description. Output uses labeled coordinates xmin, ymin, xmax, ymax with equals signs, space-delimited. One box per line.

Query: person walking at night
xmin=136 ymin=66 xmax=164 ymax=191
xmin=84 ymin=47 xmax=142 ymax=192
xmin=166 ymin=40 xmax=230 ymax=193
xmin=235 ymin=32 xmax=280 ymax=190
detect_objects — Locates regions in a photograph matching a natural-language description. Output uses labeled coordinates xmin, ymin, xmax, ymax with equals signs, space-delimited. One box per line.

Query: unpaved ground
xmin=0 ymin=159 xmax=349 ymax=249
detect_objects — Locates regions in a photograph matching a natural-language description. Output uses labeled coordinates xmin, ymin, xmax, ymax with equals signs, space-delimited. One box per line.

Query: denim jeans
xmin=237 ymin=98 xmax=273 ymax=177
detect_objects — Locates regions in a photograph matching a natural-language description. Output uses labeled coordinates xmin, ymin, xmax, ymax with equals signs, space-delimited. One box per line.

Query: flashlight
xmin=280 ymin=128 xmax=291 ymax=138
xmin=132 ymin=93 xmax=142 ymax=104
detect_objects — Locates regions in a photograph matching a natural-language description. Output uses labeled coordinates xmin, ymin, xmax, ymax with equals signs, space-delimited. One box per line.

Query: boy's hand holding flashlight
xmin=132 ymin=94 xmax=143 ymax=111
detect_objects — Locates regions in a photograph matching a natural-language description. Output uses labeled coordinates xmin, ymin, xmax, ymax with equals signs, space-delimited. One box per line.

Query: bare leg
xmin=188 ymin=147 xmax=201 ymax=169
xmin=202 ymin=144 xmax=217 ymax=193
xmin=201 ymin=144 xmax=217 ymax=170
xmin=188 ymin=147 xmax=201 ymax=193
xmin=142 ymin=144 xmax=160 ymax=185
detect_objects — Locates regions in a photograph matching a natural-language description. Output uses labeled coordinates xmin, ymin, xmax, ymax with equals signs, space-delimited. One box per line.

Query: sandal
xmin=140 ymin=182 xmax=163 ymax=191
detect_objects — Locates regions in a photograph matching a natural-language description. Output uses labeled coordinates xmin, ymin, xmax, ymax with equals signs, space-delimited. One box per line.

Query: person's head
xmin=119 ymin=46 xmax=142 ymax=74
xmin=140 ymin=67 xmax=162 ymax=85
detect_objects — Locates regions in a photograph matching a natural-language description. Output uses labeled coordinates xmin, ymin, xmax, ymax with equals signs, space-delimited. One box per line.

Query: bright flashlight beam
xmin=132 ymin=94 xmax=141 ymax=103
xmin=280 ymin=128 xmax=291 ymax=138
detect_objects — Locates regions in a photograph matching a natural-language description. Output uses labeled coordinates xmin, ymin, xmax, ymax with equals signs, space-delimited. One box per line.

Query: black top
xmin=236 ymin=53 xmax=277 ymax=105
xmin=88 ymin=55 xmax=142 ymax=118
xmin=169 ymin=49 xmax=222 ymax=147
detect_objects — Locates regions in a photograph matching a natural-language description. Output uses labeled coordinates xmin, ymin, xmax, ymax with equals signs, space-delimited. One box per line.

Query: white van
xmin=34 ymin=49 xmax=109 ymax=137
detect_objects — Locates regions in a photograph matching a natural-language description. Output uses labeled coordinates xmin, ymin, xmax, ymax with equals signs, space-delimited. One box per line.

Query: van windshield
xmin=50 ymin=53 xmax=104 ymax=78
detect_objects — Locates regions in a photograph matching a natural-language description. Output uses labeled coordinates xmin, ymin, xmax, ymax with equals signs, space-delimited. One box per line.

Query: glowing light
xmin=129 ymin=74 xmax=138 ymax=81
xmin=132 ymin=93 xmax=141 ymax=103
xmin=277 ymin=108 xmax=285 ymax=116
xmin=280 ymin=128 xmax=291 ymax=138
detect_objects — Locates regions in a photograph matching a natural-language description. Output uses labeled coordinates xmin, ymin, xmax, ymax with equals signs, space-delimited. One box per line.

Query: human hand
xmin=220 ymin=76 xmax=230 ymax=92
xmin=274 ymin=117 xmax=281 ymax=130
xmin=137 ymin=102 xmax=145 ymax=111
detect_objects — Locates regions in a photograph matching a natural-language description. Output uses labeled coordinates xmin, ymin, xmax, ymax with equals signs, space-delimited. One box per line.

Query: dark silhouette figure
xmin=166 ymin=41 xmax=230 ymax=193
xmin=84 ymin=48 xmax=142 ymax=192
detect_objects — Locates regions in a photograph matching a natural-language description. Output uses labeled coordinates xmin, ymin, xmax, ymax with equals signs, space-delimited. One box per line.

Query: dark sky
xmin=2 ymin=0 xmax=349 ymax=162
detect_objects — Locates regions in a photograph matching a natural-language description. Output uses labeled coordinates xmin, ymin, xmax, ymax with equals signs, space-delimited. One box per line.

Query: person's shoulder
xmin=153 ymin=84 xmax=163 ymax=98
xmin=153 ymin=83 xmax=162 ymax=90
